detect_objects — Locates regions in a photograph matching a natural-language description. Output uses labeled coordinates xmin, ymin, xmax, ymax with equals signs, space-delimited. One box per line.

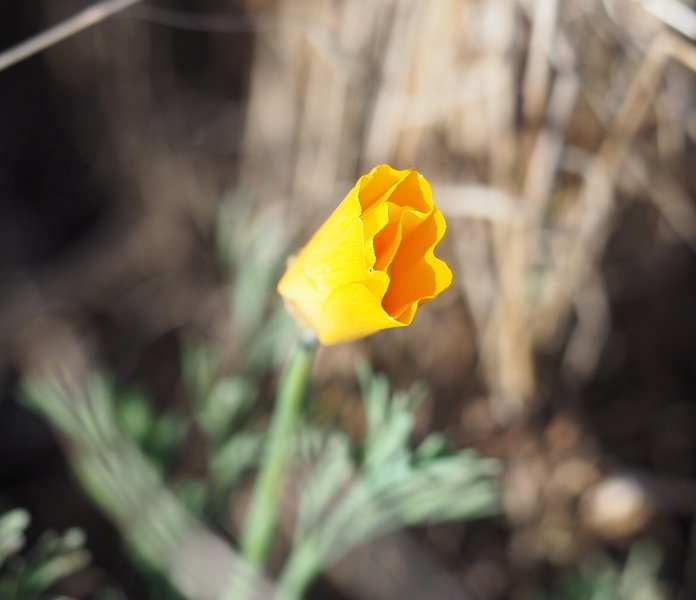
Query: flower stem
xmin=275 ymin=544 xmax=322 ymax=600
xmin=240 ymin=332 xmax=317 ymax=568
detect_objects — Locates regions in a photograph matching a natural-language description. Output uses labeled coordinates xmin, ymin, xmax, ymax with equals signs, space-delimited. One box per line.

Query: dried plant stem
xmin=543 ymin=31 xmax=672 ymax=341
xmin=522 ymin=0 xmax=559 ymax=124
xmin=637 ymin=0 xmax=696 ymax=40
xmin=0 ymin=0 xmax=143 ymax=72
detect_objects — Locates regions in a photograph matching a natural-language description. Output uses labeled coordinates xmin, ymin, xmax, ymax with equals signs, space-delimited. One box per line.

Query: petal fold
xmin=277 ymin=164 xmax=452 ymax=344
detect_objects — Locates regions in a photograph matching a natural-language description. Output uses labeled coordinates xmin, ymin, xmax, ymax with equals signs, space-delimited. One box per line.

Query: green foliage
xmin=20 ymin=342 xmax=502 ymax=600
xmin=0 ymin=509 xmax=90 ymax=600
xmin=15 ymin=189 xmax=503 ymax=600
xmin=552 ymin=542 xmax=664 ymax=600
xmin=180 ymin=192 xmax=300 ymax=515
xmin=215 ymin=190 xmax=296 ymax=370
xmin=0 ymin=509 xmax=30 ymax=570
xmin=276 ymin=363 xmax=502 ymax=598
xmin=21 ymin=375 xmax=207 ymax=600
xmin=210 ymin=431 xmax=264 ymax=492
xmin=181 ymin=341 xmax=259 ymax=438
xmin=116 ymin=388 xmax=189 ymax=474
xmin=201 ymin=375 xmax=257 ymax=441
xmin=181 ymin=342 xmax=266 ymax=511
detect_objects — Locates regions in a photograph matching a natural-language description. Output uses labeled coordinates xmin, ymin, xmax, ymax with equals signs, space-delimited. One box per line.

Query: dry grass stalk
xmin=0 ymin=0 xmax=144 ymax=72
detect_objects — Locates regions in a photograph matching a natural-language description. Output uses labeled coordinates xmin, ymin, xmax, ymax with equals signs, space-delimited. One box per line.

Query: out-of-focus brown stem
xmin=0 ymin=0 xmax=144 ymax=72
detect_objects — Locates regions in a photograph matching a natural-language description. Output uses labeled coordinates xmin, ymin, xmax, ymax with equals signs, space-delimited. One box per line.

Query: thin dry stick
xmin=546 ymin=32 xmax=673 ymax=337
xmin=290 ymin=0 xmax=351 ymax=214
xmin=0 ymin=0 xmax=144 ymax=72
xmin=363 ymin=0 xmax=428 ymax=165
xmin=637 ymin=0 xmax=696 ymax=41
xmin=666 ymin=29 xmax=696 ymax=72
xmin=562 ymin=272 xmax=610 ymax=381
xmin=521 ymin=0 xmax=560 ymax=124
xmin=521 ymin=30 xmax=579 ymax=219
xmin=486 ymin=0 xmax=535 ymax=420
xmin=625 ymin=151 xmax=696 ymax=254
xmin=524 ymin=33 xmax=581 ymax=343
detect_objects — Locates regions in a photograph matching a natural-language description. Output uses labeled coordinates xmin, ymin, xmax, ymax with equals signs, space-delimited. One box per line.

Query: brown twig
xmin=0 ymin=0 xmax=143 ymax=72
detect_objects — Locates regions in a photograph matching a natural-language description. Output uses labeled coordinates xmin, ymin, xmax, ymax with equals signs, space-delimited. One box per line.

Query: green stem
xmin=275 ymin=543 xmax=322 ymax=600
xmin=240 ymin=332 xmax=317 ymax=568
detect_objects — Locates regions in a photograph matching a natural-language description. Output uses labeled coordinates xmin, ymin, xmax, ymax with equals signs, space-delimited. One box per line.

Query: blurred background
xmin=1 ymin=0 xmax=696 ymax=598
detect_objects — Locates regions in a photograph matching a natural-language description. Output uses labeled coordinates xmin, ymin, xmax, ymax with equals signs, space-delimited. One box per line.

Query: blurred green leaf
xmin=245 ymin=305 xmax=297 ymax=372
xmin=182 ymin=342 xmax=219 ymax=403
xmin=0 ymin=509 xmax=29 ymax=568
xmin=0 ymin=510 xmax=92 ymax=600
xmin=147 ymin=412 xmax=189 ymax=469
xmin=620 ymin=541 xmax=662 ymax=600
xmin=414 ymin=432 xmax=450 ymax=461
xmin=216 ymin=189 xmax=289 ymax=346
xmin=117 ymin=390 xmax=153 ymax=444
xmin=277 ymin=366 xmax=502 ymax=599
xmin=358 ymin=362 xmax=426 ymax=474
xmin=210 ymin=431 xmax=264 ymax=492
xmin=198 ymin=375 xmax=257 ymax=442
xmin=22 ymin=549 xmax=91 ymax=594
xmin=552 ymin=541 xmax=664 ymax=600
xmin=175 ymin=479 xmax=209 ymax=516
xmin=215 ymin=188 xmax=295 ymax=370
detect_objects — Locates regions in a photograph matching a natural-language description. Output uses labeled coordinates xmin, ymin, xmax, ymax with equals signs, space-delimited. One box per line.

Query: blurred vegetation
xmin=1 ymin=0 xmax=695 ymax=599
xmin=0 ymin=508 xmax=107 ymax=600
xmin=14 ymin=193 xmax=501 ymax=599
xmin=548 ymin=542 xmax=664 ymax=600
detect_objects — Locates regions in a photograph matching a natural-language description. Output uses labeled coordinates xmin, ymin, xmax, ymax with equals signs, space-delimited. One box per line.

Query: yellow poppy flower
xmin=278 ymin=165 xmax=453 ymax=345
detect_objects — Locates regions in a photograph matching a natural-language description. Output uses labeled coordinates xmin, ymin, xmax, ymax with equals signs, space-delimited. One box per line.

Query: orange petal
xmin=382 ymin=168 xmax=431 ymax=213
xmin=381 ymin=208 xmax=452 ymax=322
xmin=358 ymin=165 xmax=414 ymax=213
